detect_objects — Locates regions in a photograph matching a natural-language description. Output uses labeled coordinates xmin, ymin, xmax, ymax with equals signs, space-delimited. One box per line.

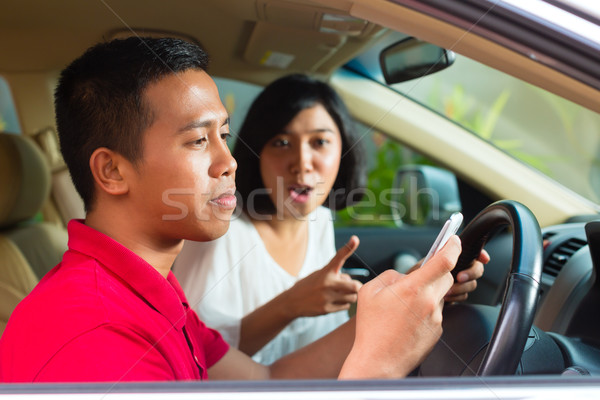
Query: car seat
xmin=0 ymin=132 xmax=68 ymax=334
xmin=32 ymin=127 xmax=85 ymax=226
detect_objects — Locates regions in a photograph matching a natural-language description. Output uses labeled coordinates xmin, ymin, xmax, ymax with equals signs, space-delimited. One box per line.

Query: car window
xmin=213 ymin=77 xmax=263 ymax=149
xmin=390 ymin=54 xmax=600 ymax=206
xmin=334 ymin=119 xmax=436 ymax=228
xmin=348 ymin=31 xmax=600 ymax=206
xmin=0 ymin=76 xmax=21 ymax=134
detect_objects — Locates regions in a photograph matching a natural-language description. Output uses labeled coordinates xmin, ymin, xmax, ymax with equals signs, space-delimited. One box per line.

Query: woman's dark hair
xmin=55 ymin=36 xmax=209 ymax=211
xmin=233 ymin=74 xmax=366 ymax=215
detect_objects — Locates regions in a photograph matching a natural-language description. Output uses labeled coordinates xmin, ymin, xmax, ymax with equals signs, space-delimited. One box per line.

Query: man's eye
xmin=221 ymin=132 xmax=231 ymax=142
xmin=192 ymin=137 xmax=207 ymax=145
xmin=315 ymin=138 xmax=329 ymax=146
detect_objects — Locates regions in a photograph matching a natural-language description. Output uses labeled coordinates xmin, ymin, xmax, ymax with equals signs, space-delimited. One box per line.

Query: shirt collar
xmin=66 ymin=219 xmax=188 ymax=330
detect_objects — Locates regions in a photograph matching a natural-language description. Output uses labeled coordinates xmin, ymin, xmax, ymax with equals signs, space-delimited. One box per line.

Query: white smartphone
xmin=420 ymin=212 xmax=463 ymax=267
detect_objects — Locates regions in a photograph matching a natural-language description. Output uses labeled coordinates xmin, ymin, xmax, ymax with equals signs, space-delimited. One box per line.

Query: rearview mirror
xmin=380 ymin=37 xmax=455 ymax=84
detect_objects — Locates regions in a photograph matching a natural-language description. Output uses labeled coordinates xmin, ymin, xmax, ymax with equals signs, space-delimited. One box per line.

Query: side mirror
xmin=380 ymin=37 xmax=455 ymax=84
xmin=391 ymin=165 xmax=461 ymax=227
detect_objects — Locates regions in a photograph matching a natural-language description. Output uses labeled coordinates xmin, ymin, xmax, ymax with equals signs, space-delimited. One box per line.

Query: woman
xmin=174 ymin=74 xmax=484 ymax=365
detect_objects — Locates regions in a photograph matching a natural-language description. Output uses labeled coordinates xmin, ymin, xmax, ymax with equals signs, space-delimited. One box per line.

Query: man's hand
xmin=339 ymin=236 xmax=461 ymax=379
xmin=282 ymin=235 xmax=362 ymax=318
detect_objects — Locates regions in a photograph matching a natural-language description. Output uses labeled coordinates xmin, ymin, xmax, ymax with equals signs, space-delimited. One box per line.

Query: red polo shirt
xmin=0 ymin=220 xmax=229 ymax=382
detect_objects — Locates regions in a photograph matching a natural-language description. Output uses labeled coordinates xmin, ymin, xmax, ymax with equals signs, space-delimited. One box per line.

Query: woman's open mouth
xmin=288 ymin=185 xmax=313 ymax=203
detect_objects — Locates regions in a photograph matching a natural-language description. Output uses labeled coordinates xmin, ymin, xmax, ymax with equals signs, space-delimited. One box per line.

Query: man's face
xmin=129 ymin=69 xmax=237 ymax=243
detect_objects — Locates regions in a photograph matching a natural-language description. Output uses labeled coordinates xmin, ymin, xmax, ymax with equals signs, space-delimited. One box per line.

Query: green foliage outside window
xmin=335 ymin=134 xmax=432 ymax=227
xmin=335 ymin=83 xmax=549 ymax=228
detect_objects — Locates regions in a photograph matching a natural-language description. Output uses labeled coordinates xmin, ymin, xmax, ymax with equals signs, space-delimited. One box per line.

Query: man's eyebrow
xmin=178 ymin=116 xmax=230 ymax=133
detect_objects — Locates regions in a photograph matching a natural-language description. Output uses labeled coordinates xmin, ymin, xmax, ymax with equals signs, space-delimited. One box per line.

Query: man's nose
xmin=210 ymin=142 xmax=237 ymax=178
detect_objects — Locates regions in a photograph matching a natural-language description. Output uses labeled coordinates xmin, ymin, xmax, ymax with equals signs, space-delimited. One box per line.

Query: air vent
xmin=543 ymin=231 xmax=557 ymax=240
xmin=543 ymin=237 xmax=587 ymax=277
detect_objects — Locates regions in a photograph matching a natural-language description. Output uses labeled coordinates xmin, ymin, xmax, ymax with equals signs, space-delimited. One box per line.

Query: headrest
xmin=0 ymin=133 xmax=51 ymax=228
xmin=31 ymin=127 xmax=66 ymax=173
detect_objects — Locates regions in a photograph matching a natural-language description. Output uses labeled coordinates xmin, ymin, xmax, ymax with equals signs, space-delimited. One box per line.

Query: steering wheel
xmin=419 ymin=200 xmax=543 ymax=376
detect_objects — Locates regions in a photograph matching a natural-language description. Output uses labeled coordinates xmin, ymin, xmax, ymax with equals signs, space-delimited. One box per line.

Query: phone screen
xmin=420 ymin=212 xmax=463 ymax=267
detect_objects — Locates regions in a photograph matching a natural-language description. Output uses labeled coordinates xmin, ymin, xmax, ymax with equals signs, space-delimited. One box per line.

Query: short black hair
xmin=233 ymin=74 xmax=365 ymax=215
xmin=55 ymin=36 xmax=209 ymax=211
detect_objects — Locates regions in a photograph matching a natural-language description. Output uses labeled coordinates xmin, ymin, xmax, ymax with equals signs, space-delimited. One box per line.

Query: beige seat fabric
xmin=32 ymin=127 xmax=85 ymax=226
xmin=0 ymin=133 xmax=49 ymax=227
xmin=7 ymin=223 xmax=67 ymax=279
xmin=0 ymin=132 xmax=69 ymax=335
xmin=0 ymin=236 xmax=38 ymax=334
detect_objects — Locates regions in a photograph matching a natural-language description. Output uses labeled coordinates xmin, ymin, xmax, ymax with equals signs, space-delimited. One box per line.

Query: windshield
xmin=348 ymin=31 xmax=600 ymax=206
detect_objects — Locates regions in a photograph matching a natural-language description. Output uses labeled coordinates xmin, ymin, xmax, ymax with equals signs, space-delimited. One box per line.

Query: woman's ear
xmin=89 ymin=147 xmax=130 ymax=196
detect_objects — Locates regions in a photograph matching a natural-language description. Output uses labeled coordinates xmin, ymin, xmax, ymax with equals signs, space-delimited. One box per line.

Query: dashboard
xmin=536 ymin=222 xmax=594 ymax=336
xmin=516 ymin=219 xmax=600 ymax=375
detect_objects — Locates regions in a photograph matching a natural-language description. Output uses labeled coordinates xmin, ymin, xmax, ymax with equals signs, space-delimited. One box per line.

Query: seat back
xmin=0 ymin=236 xmax=38 ymax=333
xmin=0 ymin=132 xmax=68 ymax=335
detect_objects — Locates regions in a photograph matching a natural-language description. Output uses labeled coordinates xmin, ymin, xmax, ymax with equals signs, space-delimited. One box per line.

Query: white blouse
xmin=173 ymin=206 xmax=349 ymax=365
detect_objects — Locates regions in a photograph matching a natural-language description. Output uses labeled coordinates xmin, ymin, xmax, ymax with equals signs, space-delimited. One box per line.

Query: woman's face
xmin=259 ymin=104 xmax=343 ymax=220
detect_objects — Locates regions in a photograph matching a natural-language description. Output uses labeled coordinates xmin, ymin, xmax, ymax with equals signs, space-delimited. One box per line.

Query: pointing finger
xmin=327 ymin=235 xmax=360 ymax=274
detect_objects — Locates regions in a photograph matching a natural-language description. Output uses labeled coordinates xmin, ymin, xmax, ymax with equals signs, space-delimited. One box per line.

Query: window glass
xmin=335 ymin=120 xmax=434 ymax=228
xmin=392 ymin=55 xmax=600 ymax=205
xmin=0 ymin=76 xmax=21 ymax=134
xmin=212 ymin=77 xmax=262 ymax=150
xmin=347 ymin=31 xmax=600 ymax=206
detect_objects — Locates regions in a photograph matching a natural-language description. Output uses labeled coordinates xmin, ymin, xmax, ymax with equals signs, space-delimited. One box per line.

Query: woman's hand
xmin=283 ymin=236 xmax=362 ymax=318
xmin=239 ymin=236 xmax=362 ymax=356
xmin=408 ymin=249 xmax=489 ymax=303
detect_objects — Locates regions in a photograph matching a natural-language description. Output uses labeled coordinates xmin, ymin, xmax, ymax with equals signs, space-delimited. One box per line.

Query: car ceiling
xmin=1 ymin=0 xmax=598 ymax=114
xmin=0 ymin=0 xmax=385 ymax=86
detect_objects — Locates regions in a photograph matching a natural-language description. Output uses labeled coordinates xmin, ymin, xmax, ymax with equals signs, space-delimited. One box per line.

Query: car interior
xmin=1 ymin=0 xmax=600 ymax=392
xmin=0 ymin=132 xmax=68 ymax=333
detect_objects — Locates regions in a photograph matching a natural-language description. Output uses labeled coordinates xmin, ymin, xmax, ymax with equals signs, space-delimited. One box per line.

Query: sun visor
xmin=243 ymin=21 xmax=346 ymax=72
xmin=244 ymin=0 xmax=381 ymax=73
xmin=256 ymin=0 xmax=371 ymax=35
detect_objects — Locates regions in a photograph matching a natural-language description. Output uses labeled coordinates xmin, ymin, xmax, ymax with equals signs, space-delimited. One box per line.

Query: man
xmin=0 ymin=37 xmax=462 ymax=382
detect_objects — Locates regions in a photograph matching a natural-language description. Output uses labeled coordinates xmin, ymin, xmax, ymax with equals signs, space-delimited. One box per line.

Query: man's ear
xmin=89 ymin=147 xmax=131 ymax=196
